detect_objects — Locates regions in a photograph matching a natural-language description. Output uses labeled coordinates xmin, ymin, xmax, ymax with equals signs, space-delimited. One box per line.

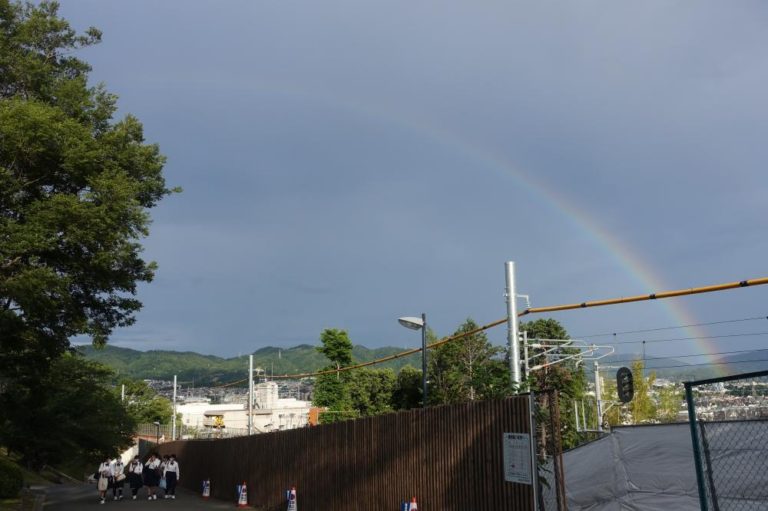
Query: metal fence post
xmin=685 ymin=381 xmax=709 ymax=511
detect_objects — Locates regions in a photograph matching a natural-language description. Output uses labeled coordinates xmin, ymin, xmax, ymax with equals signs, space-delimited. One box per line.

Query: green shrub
xmin=0 ymin=457 xmax=23 ymax=498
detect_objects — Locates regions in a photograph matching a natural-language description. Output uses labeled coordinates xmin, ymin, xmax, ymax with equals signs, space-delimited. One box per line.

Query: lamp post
xmin=153 ymin=421 xmax=160 ymax=445
xmin=398 ymin=313 xmax=428 ymax=408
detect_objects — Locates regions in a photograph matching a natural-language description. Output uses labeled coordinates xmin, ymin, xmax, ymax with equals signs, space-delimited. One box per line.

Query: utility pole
xmin=505 ymin=261 xmax=521 ymax=389
xmin=594 ymin=361 xmax=603 ymax=432
xmin=248 ymin=355 xmax=254 ymax=435
xmin=172 ymin=375 xmax=177 ymax=441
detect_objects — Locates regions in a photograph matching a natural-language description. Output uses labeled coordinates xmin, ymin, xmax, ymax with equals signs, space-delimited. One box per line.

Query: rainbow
xmin=237 ymin=80 xmax=724 ymax=374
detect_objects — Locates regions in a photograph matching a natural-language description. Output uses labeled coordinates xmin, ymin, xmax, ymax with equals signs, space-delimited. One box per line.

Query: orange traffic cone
xmin=409 ymin=497 xmax=418 ymax=510
xmin=237 ymin=481 xmax=248 ymax=508
xmin=202 ymin=479 xmax=210 ymax=499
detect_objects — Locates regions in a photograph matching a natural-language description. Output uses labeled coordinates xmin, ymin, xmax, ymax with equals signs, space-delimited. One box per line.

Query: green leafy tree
xmin=348 ymin=369 xmax=396 ymax=417
xmin=0 ymin=0 xmax=175 ymax=384
xmin=657 ymin=384 xmax=683 ymax=423
xmin=116 ymin=378 xmax=173 ymax=425
xmin=428 ymin=318 xmax=507 ymax=405
xmin=317 ymin=329 xmax=354 ymax=368
xmin=522 ymin=319 xmax=588 ymax=449
xmin=392 ymin=365 xmax=422 ymax=410
xmin=312 ymin=329 xmax=355 ymax=423
xmin=1 ymin=354 xmax=135 ymax=470
xmin=630 ymin=360 xmax=657 ymax=423
xmin=601 ymin=375 xmax=623 ymax=427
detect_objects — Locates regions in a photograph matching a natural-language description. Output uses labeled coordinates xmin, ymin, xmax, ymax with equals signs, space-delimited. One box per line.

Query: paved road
xmin=43 ymin=483 xmax=237 ymax=510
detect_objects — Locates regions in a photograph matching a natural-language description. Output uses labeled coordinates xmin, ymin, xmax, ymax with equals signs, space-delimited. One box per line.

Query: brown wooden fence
xmin=158 ymin=395 xmax=534 ymax=510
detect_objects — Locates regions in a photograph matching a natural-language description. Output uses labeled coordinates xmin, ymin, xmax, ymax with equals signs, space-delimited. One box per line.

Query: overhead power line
xmin=606 ymin=331 xmax=768 ymax=345
xmin=607 ymin=348 xmax=768 ymax=365
xmin=641 ymin=358 xmax=768 ymax=371
xmin=210 ymin=275 xmax=768 ymax=384
xmin=574 ymin=316 xmax=768 ymax=339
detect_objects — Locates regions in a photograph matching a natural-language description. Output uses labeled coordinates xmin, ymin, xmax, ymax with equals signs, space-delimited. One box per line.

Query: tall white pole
xmin=121 ymin=384 xmax=125 ymax=402
xmin=505 ymin=261 xmax=521 ymax=388
xmin=594 ymin=361 xmax=603 ymax=432
xmin=172 ymin=375 xmax=177 ymax=440
xmin=248 ymin=355 xmax=254 ymax=435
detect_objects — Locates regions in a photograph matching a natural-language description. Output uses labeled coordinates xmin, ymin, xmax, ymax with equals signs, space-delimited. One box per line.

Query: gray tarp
xmin=562 ymin=423 xmax=700 ymax=511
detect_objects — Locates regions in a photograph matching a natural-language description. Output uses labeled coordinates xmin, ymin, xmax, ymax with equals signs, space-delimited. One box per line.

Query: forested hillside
xmin=78 ymin=344 xmax=422 ymax=385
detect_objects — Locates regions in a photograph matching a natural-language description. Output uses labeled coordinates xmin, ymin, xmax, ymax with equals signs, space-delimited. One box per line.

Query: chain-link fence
xmin=685 ymin=370 xmax=768 ymax=510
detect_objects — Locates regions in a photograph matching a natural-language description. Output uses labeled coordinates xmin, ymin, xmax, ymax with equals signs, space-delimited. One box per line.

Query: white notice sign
xmin=503 ymin=432 xmax=532 ymax=485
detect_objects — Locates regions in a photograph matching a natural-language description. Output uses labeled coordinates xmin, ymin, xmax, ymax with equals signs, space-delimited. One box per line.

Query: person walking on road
xmin=96 ymin=456 xmax=113 ymax=505
xmin=143 ymin=453 xmax=161 ymax=500
xmin=111 ymin=457 xmax=126 ymax=500
xmin=159 ymin=455 xmax=169 ymax=497
xmin=163 ymin=454 xmax=180 ymax=499
xmin=127 ymin=455 xmax=143 ymax=500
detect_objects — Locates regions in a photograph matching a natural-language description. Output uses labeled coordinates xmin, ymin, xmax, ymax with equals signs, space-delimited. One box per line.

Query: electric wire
xmin=605 ymin=331 xmax=768 ymax=345
xmin=573 ymin=316 xmax=768 ymax=339
xmin=634 ymin=358 xmax=768 ymax=371
xmin=208 ymin=275 xmax=768 ymax=385
xmin=606 ymin=348 xmax=768 ymax=365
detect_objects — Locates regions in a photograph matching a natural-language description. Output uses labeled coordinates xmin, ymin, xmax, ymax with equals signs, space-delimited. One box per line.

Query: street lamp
xmin=398 ymin=313 xmax=428 ymax=408
xmin=152 ymin=421 xmax=160 ymax=445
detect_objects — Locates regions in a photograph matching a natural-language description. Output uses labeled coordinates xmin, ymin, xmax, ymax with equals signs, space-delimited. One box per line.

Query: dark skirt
xmin=129 ymin=472 xmax=143 ymax=489
xmin=142 ymin=467 xmax=160 ymax=487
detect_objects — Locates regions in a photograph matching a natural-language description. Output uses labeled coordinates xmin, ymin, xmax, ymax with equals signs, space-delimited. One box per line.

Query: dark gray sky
xmin=61 ymin=1 xmax=768 ymax=366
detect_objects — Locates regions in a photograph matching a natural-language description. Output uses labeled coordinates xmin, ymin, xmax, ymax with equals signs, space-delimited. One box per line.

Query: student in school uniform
xmin=96 ymin=456 xmax=113 ymax=505
xmin=127 ymin=455 xmax=143 ymax=500
xmin=111 ymin=457 xmax=126 ymax=500
xmin=163 ymin=454 xmax=180 ymax=499
xmin=143 ymin=453 xmax=161 ymax=500
xmin=159 ymin=455 xmax=169 ymax=497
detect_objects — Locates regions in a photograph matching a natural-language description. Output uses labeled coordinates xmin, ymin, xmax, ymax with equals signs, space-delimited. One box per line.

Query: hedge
xmin=0 ymin=457 xmax=23 ymax=498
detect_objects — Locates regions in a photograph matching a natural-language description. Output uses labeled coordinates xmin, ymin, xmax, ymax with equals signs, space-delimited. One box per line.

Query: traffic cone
xmin=408 ymin=497 xmax=418 ymax=511
xmin=236 ymin=481 xmax=248 ymax=508
xmin=287 ymin=486 xmax=297 ymax=511
xmin=202 ymin=479 xmax=210 ymax=499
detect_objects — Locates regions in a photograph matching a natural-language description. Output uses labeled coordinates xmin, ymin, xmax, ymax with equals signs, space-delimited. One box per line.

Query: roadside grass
xmin=0 ymin=448 xmax=87 ymax=509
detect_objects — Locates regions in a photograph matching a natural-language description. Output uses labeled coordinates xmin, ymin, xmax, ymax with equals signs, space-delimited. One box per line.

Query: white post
xmin=172 ymin=375 xmax=177 ymax=440
xmin=505 ymin=261 xmax=521 ymax=388
xmin=248 ymin=355 xmax=254 ymax=435
xmin=522 ymin=330 xmax=529 ymax=383
xmin=121 ymin=384 xmax=125 ymax=402
xmin=595 ymin=361 xmax=603 ymax=432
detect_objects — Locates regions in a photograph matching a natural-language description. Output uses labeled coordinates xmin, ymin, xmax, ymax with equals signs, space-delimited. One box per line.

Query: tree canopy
xmin=429 ymin=318 xmax=509 ymax=405
xmin=1 ymin=354 xmax=135 ymax=470
xmin=0 ymin=0 xmax=175 ymax=381
xmin=0 ymin=0 xmax=174 ymax=469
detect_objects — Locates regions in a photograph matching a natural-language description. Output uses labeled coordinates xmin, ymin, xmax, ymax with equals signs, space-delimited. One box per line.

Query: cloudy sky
xmin=61 ymin=1 xmax=768 ymax=366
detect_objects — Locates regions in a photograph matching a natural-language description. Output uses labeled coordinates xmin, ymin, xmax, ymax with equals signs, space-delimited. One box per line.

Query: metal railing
xmin=136 ymin=422 xmax=254 ymax=441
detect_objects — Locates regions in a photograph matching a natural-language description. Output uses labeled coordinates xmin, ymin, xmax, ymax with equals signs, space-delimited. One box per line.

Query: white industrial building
xmin=177 ymin=382 xmax=314 ymax=434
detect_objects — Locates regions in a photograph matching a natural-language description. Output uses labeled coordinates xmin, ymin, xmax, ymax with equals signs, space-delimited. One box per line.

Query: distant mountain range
xmin=77 ymin=344 xmax=422 ymax=386
xmin=597 ymin=349 xmax=768 ymax=381
xmin=78 ymin=344 xmax=768 ymax=386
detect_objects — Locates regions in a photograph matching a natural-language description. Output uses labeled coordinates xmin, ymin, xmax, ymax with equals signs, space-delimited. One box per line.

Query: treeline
xmin=310 ymin=318 xmax=593 ymax=449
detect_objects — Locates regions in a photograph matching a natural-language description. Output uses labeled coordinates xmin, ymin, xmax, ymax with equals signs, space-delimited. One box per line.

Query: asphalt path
xmin=43 ymin=483 xmax=237 ymax=510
